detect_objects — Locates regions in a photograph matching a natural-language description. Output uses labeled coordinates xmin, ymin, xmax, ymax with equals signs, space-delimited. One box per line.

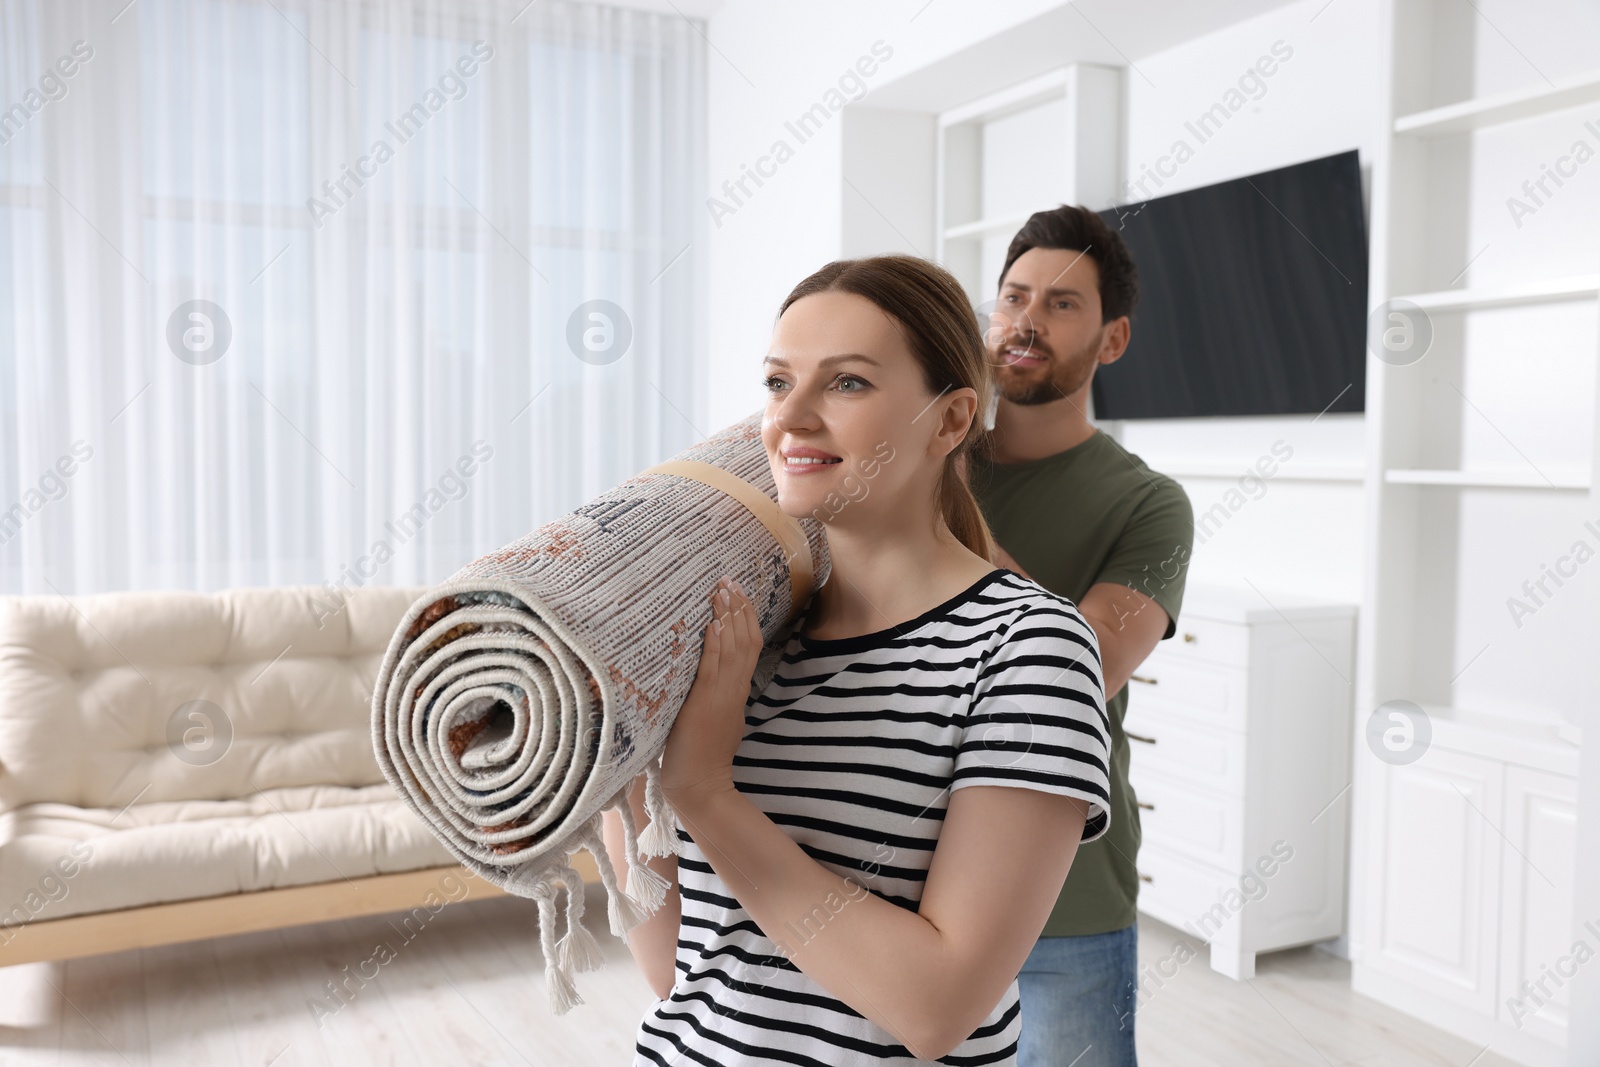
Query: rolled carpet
xmin=370 ymin=413 xmax=829 ymax=1012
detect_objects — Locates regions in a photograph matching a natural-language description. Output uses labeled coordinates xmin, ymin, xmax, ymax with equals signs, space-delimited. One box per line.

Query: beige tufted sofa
xmin=0 ymin=583 xmax=597 ymax=967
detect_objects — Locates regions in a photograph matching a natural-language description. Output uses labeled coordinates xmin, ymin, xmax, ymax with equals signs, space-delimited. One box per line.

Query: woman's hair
xmin=776 ymin=255 xmax=997 ymax=563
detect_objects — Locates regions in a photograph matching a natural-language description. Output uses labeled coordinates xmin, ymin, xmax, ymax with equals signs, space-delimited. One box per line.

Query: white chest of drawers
xmin=1126 ymin=584 xmax=1357 ymax=979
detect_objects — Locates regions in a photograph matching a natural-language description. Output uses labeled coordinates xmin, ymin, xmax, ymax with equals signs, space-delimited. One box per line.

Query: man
xmin=966 ymin=205 xmax=1194 ymax=1067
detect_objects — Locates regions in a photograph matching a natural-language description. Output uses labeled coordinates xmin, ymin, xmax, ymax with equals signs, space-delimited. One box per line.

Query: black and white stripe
xmin=633 ymin=569 xmax=1110 ymax=1066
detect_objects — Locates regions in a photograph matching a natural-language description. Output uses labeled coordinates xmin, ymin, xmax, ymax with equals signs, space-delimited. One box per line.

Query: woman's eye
xmin=833 ymin=374 xmax=868 ymax=393
xmin=763 ymin=376 xmax=789 ymax=393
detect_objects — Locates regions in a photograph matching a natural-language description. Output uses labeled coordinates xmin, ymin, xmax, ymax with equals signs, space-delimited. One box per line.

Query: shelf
xmin=1394 ymin=70 xmax=1600 ymax=137
xmin=938 ymin=68 xmax=1069 ymax=128
xmin=942 ymin=215 xmax=1031 ymax=241
xmin=1411 ymin=702 xmax=1580 ymax=777
xmin=1162 ymin=462 xmax=1364 ymax=483
xmin=1393 ymin=274 xmax=1600 ymax=313
xmin=1181 ymin=580 xmax=1357 ymax=624
xmin=1384 ymin=468 xmax=1591 ymax=490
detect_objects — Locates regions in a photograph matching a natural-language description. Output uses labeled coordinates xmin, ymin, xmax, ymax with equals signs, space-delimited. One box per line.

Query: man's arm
xmin=988 ymin=471 xmax=1191 ymax=698
xmin=1076 ymin=581 xmax=1170 ymax=699
xmin=995 ymin=540 xmax=1167 ymax=699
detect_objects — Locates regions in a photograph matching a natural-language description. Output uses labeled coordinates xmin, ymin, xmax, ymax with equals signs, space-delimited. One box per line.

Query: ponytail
xmin=939 ymin=459 xmax=996 ymax=563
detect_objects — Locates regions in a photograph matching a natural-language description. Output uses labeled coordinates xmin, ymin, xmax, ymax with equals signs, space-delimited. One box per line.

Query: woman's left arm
xmin=672 ymin=777 xmax=1085 ymax=1061
xmin=660 ymin=578 xmax=1092 ymax=1061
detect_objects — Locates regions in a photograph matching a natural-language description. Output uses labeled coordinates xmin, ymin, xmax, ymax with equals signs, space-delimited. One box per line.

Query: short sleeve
xmin=1095 ymin=476 xmax=1194 ymax=640
xmin=952 ymin=603 xmax=1112 ymax=842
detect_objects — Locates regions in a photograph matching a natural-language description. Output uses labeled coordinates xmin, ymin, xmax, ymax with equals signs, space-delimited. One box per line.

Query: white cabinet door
xmin=1123 ymin=703 xmax=1248 ymax=798
xmin=1497 ymin=766 xmax=1579 ymax=1045
xmin=1367 ymin=748 xmax=1503 ymax=1017
xmin=1129 ymin=766 xmax=1244 ymax=871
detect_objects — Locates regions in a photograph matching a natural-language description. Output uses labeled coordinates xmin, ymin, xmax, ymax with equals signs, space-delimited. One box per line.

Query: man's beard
xmin=992 ymin=332 xmax=1101 ymax=407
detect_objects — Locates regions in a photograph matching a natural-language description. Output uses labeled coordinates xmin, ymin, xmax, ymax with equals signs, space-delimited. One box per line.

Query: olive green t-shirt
xmin=970 ymin=430 xmax=1194 ymax=938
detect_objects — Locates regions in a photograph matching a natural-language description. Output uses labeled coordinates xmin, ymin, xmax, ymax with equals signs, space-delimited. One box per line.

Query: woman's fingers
xmin=730 ymin=580 xmax=760 ymax=651
xmin=690 ymin=579 xmax=731 ymax=689
xmin=701 ymin=576 xmax=762 ymax=690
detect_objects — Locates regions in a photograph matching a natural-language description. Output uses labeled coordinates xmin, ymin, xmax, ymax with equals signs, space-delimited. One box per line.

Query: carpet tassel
xmin=638 ymin=759 xmax=683 ymax=859
xmin=534 ymin=883 xmax=583 ymax=1015
xmin=588 ymin=821 xmax=649 ymax=937
xmin=556 ymin=863 xmax=606 ymax=974
xmin=616 ymin=790 xmax=670 ymax=913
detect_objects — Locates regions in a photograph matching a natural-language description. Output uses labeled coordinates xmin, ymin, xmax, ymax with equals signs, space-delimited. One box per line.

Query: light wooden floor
xmin=0 ymin=889 xmax=1519 ymax=1066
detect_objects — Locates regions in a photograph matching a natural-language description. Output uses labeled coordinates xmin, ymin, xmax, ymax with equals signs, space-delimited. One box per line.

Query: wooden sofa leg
xmin=0 ymin=852 xmax=600 ymax=969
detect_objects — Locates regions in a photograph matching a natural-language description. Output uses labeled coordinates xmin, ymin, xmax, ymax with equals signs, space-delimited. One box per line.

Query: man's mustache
xmin=994 ymin=335 xmax=1053 ymax=362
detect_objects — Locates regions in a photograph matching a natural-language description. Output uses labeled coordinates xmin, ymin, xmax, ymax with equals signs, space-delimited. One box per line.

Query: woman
xmin=603 ymin=254 xmax=1111 ymax=1065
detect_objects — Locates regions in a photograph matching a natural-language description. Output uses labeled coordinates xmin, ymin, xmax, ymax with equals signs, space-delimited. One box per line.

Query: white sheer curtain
xmin=0 ymin=0 xmax=707 ymax=596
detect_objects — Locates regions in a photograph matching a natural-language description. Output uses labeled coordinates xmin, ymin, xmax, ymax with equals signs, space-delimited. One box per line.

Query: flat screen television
xmin=1091 ymin=149 xmax=1368 ymax=419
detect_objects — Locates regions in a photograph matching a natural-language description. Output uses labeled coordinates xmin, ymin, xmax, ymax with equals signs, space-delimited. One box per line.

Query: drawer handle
xmin=1182 ymin=632 xmax=1197 ymax=643
xmin=1130 ymin=673 xmax=1158 ymax=686
xmin=1137 ymin=801 xmax=1155 ymax=811
xmin=1127 ymin=731 xmax=1157 ymax=745
xmin=1138 ymin=872 xmax=1153 ymax=883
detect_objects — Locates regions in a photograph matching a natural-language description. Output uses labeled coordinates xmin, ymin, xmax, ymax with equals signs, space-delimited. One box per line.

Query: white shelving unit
xmin=1352 ymin=3 xmax=1597 ymax=1065
xmin=1160 ymin=462 xmax=1366 ymax=483
xmin=933 ymin=65 xmax=1123 ymax=306
xmin=1392 ymin=70 xmax=1600 ymax=136
xmin=1382 ymin=468 xmax=1591 ymax=490
xmin=1398 ymin=274 xmax=1600 ymax=313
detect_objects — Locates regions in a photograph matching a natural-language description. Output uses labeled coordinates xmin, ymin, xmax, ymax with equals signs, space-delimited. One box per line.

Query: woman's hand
xmin=659 ymin=576 xmax=763 ymax=809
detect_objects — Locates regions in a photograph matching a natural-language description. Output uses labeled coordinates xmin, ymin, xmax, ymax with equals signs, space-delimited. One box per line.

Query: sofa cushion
xmin=0 ymin=783 xmax=455 ymax=924
xmin=0 ymin=584 xmax=428 ymax=813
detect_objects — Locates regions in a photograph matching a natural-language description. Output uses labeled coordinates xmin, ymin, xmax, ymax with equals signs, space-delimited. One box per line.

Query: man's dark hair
xmin=998 ymin=204 xmax=1139 ymax=323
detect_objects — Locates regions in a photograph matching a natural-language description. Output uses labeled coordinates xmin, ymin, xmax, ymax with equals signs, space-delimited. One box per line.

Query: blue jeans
xmin=1017 ymin=924 xmax=1138 ymax=1067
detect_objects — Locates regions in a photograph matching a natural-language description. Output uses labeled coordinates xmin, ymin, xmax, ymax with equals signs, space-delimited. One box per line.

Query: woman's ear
xmin=932 ymin=388 xmax=979 ymax=459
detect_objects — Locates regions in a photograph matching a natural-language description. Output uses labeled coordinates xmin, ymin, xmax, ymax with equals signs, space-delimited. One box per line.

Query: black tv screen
xmin=1092 ymin=150 xmax=1368 ymax=419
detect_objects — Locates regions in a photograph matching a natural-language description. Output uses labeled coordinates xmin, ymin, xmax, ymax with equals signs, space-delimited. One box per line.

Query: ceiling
xmin=863 ymin=0 xmax=1304 ymax=114
xmin=569 ymin=0 xmax=724 ymax=19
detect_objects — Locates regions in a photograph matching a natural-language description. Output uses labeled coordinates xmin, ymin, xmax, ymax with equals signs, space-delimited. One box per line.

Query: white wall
xmin=1108 ymin=0 xmax=1382 ymax=607
xmin=706 ymin=0 xmax=1382 ymax=608
xmin=703 ymin=0 xmax=1074 ymax=428
xmin=702 ymin=0 xmax=1596 ymax=632
xmin=701 ymin=0 xmax=1295 ymax=427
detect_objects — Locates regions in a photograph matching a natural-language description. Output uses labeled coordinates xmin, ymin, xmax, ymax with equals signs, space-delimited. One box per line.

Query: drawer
xmin=1135 ymin=844 xmax=1235 ymax=933
xmin=1125 ymin=656 xmax=1248 ymax=733
xmin=1149 ymin=614 xmax=1250 ymax=669
xmin=1130 ymin=767 xmax=1244 ymax=871
xmin=1122 ymin=702 xmax=1248 ymax=797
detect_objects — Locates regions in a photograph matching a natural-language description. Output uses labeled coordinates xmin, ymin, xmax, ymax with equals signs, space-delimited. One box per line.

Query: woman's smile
xmin=779 ymin=445 xmax=844 ymax=475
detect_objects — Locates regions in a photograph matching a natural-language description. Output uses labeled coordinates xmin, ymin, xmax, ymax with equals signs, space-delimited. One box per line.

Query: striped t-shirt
xmin=633 ymin=568 xmax=1111 ymax=1066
